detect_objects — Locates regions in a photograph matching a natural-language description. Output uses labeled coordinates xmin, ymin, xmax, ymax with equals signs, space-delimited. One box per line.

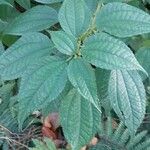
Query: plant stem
xmin=91 ymin=2 xmax=101 ymax=29
xmin=70 ymin=2 xmax=102 ymax=59
xmin=80 ymin=2 xmax=101 ymax=42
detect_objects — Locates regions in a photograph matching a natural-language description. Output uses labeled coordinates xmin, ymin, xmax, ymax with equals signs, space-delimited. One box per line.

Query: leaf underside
xmin=108 ymin=70 xmax=146 ymax=134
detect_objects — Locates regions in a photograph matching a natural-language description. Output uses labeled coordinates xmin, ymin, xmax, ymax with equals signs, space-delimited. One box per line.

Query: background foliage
xmin=0 ymin=0 xmax=150 ymax=150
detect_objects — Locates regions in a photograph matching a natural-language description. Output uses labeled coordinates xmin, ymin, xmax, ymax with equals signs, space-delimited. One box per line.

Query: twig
xmin=0 ymin=124 xmax=13 ymax=134
xmin=0 ymin=137 xmax=30 ymax=149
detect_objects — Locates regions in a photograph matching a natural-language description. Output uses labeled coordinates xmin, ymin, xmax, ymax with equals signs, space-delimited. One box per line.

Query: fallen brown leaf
xmin=43 ymin=113 xmax=59 ymax=130
xmin=42 ymin=126 xmax=57 ymax=140
xmin=89 ymin=137 xmax=98 ymax=146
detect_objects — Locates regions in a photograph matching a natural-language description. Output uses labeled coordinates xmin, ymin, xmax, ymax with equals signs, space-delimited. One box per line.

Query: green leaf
xmin=42 ymin=98 xmax=61 ymax=116
xmin=90 ymin=144 xmax=111 ymax=150
xmin=67 ymin=58 xmax=100 ymax=111
xmin=58 ymin=0 xmax=91 ymax=37
xmin=51 ymin=31 xmax=77 ymax=55
xmin=85 ymin=0 xmax=99 ymax=13
xmin=0 ymin=82 xmax=14 ymax=114
xmin=0 ymin=109 xmax=18 ymax=133
xmin=42 ymin=81 xmax=72 ymax=116
xmin=146 ymin=0 xmax=150 ymax=4
xmin=60 ymin=89 xmax=100 ymax=150
xmin=0 ymin=0 xmax=13 ymax=7
xmin=18 ymin=56 xmax=67 ymax=127
xmin=0 ymin=19 xmax=7 ymax=32
xmin=0 ymin=32 xmax=53 ymax=80
xmin=101 ymin=0 xmax=129 ymax=3
xmin=4 ymin=5 xmax=58 ymax=35
xmin=96 ymin=2 xmax=150 ymax=37
xmin=126 ymin=131 xmax=148 ymax=149
xmin=0 ymin=5 xmax=19 ymax=22
xmin=34 ymin=0 xmax=63 ymax=4
xmin=0 ymin=41 xmax=4 ymax=55
xmin=1 ymin=34 xmax=19 ymax=47
xmin=15 ymin=0 xmax=31 ymax=9
xmin=136 ymin=47 xmax=150 ymax=77
xmin=96 ymin=68 xmax=111 ymax=112
xmin=30 ymin=138 xmax=57 ymax=150
xmin=0 ymin=42 xmax=4 ymax=85
xmin=108 ymin=70 xmax=146 ymax=134
xmin=82 ymin=33 xmax=144 ymax=72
